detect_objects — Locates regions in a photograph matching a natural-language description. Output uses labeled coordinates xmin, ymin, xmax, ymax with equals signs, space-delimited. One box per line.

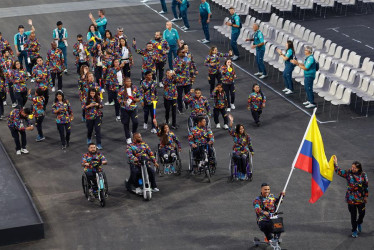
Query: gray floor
xmin=0 ymin=1 xmax=373 ymax=249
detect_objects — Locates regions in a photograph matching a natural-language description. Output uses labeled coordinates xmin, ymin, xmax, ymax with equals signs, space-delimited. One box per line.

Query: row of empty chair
xmin=213 ymin=13 xmax=374 ymax=117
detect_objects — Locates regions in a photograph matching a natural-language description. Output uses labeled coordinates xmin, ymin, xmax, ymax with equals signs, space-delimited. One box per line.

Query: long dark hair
xmin=105 ymin=30 xmax=113 ymax=40
xmin=86 ymin=88 xmax=101 ymax=105
xmin=12 ymin=60 xmax=23 ymax=70
xmin=88 ymin=24 xmax=97 ymax=33
xmin=119 ymin=37 xmax=128 ymax=49
xmin=287 ymin=40 xmax=295 ymax=56
xmin=111 ymin=58 xmax=120 ymax=69
xmin=54 ymin=90 xmax=66 ymax=103
xmin=352 ymin=161 xmax=363 ymax=174
xmin=252 ymin=83 xmax=261 ymax=93
xmin=235 ymin=124 xmax=247 ymax=137
xmin=159 ymin=123 xmax=171 ymax=146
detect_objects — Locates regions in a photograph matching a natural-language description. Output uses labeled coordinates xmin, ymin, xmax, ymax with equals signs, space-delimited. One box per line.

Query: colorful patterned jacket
xmin=0 ymin=38 xmax=13 ymax=56
xmin=81 ymin=152 xmax=107 ymax=172
xmin=150 ymin=38 xmax=169 ymax=63
xmin=0 ymin=77 xmax=7 ymax=93
xmin=73 ymin=41 xmax=90 ymax=65
xmin=204 ymin=53 xmax=229 ymax=75
xmin=46 ymin=48 xmax=65 ymax=73
xmin=228 ymin=127 xmax=253 ymax=155
xmin=163 ymin=76 xmax=178 ymax=100
xmin=133 ymin=44 xmax=156 ymax=74
xmin=102 ymin=55 xmax=114 ymax=82
xmin=334 ymin=164 xmax=369 ymax=204
xmin=7 ymin=108 xmax=30 ymax=131
xmin=220 ymin=65 xmax=236 ymax=84
xmin=0 ymin=56 xmax=14 ymax=76
xmin=114 ymin=46 xmax=133 ymax=64
xmin=81 ymin=81 xmax=101 ymax=105
xmin=212 ymin=90 xmax=228 ymax=109
xmin=173 ymin=56 xmax=192 ymax=86
xmin=24 ymin=38 xmax=41 ymax=59
xmin=118 ymin=85 xmax=140 ymax=111
xmin=103 ymin=38 xmax=116 ymax=54
xmin=253 ymin=194 xmax=280 ymax=222
xmin=140 ymin=79 xmax=158 ymax=105
xmin=188 ymin=126 xmax=214 ymax=146
xmin=183 ymin=92 xmax=210 ymax=117
xmin=52 ymin=100 xmax=73 ymax=124
xmin=28 ymin=94 xmax=45 ymax=117
xmin=126 ymin=141 xmax=156 ymax=166
xmin=248 ymin=91 xmax=266 ymax=111
xmin=105 ymin=67 xmax=122 ymax=91
xmin=32 ymin=64 xmax=52 ymax=90
xmin=84 ymin=97 xmax=103 ymax=120
xmin=157 ymin=129 xmax=181 ymax=150
xmin=11 ymin=69 xmax=28 ymax=92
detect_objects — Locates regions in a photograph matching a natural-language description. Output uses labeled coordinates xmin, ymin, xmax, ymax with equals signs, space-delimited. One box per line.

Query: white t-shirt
xmin=79 ymin=43 xmax=84 ymax=60
xmin=117 ymin=70 xmax=123 ymax=85
xmin=121 ymin=47 xmax=129 ymax=59
xmin=126 ymin=87 xmax=132 ymax=105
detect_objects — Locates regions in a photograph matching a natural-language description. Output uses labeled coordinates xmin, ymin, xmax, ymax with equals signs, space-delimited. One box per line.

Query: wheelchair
xmin=188 ymin=143 xmax=217 ymax=183
xmin=227 ymin=152 xmax=254 ymax=182
xmin=253 ymin=212 xmax=284 ymax=250
xmin=154 ymin=144 xmax=182 ymax=176
xmin=187 ymin=114 xmax=211 ymax=133
xmin=81 ymin=168 xmax=108 ymax=207
xmin=125 ymin=157 xmax=154 ymax=201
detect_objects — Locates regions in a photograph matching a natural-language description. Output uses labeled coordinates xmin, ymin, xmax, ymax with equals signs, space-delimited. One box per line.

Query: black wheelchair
xmin=154 ymin=144 xmax=182 ymax=176
xmin=227 ymin=152 xmax=254 ymax=182
xmin=81 ymin=161 xmax=108 ymax=207
xmin=188 ymin=143 xmax=217 ymax=183
xmin=187 ymin=114 xmax=211 ymax=133
xmin=253 ymin=212 xmax=284 ymax=250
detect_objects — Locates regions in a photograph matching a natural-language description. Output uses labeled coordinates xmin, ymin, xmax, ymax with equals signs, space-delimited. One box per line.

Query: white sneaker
xmin=183 ymin=27 xmax=190 ymax=31
xmin=3 ymin=101 xmax=6 ymax=106
xmin=143 ymin=123 xmax=148 ymax=130
xmin=231 ymin=55 xmax=239 ymax=61
xmin=303 ymin=101 xmax=310 ymax=105
xmin=31 ymin=78 xmax=35 ymax=83
xmin=52 ymin=87 xmax=56 ymax=92
xmin=282 ymin=88 xmax=289 ymax=92
xmin=230 ymin=104 xmax=235 ymax=110
xmin=126 ymin=138 xmax=132 ymax=144
xmin=12 ymin=103 xmax=17 ymax=108
xmin=159 ymin=10 xmax=166 ymax=14
xmin=202 ymin=40 xmax=210 ymax=44
xmin=178 ymin=17 xmax=182 ymax=20
xmin=223 ymin=124 xmax=229 ymax=130
xmin=227 ymin=108 xmax=231 ymax=112
xmin=63 ymin=69 xmax=68 ymax=73
xmin=116 ymin=116 xmax=121 ymax=122
xmin=171 ymin=18 xmax=178 ymax=22
xmin=159 ymin=82 xmax=164 ymax=88
xmin=254 ymin=72 xmax=263 ymax=76
xmin=151 ymin=128 xmax=157 ymax=134
xmin=20 ymin=148 xmax=29 ymax=154
xmin=135 ymin=187 xmax=143 ymax=194
xmin=259 ymin=74 xmax=267 ymax=79
xmin=27 ymin=72 xmax=31 ymax=77
xmin=16 ymin=150 xmax=21 ymax=155
xmin=104 ymin=102 xmax=110 ymax=105
xmin=285 ymin=90 xmax=293 ymax=95
xmin=152 ymin=187 xmax=160 ymax=192
xmin=102 ymin=89 xmax=105 ymax=93
xmin=305 ymin=103 xmax=316 ymax=108
xmin=216 ymin=123 xmax=221 ymax=129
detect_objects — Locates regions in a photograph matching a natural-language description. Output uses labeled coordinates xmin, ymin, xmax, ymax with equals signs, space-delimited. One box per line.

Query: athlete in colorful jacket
xmin=188 ymin=121 xmax=214 ymax=146
xmin=163 ymin=72 xmax=178 ymax=100
xmin=24 ymin=33 xmax=41 ymax=61
xmin=52 ymin=99 xmax=73 ymax=124
xmin=173 ymin=50 xmax=193 ymax=86
xmin=133 ymin=42 xmax=156 ymax=75
xmin=204 ymin=49 xmax=230 ymax=75
xmin=118 ymin=85 xmax=140 ymax=111
xmin=212 ymin=87 xmax=228 ymax=109
xmin=248 ymin=90 xmax=266 ymax=111
xmin=126 ymin=136 xmax=157 ymax=166
xmin=0 ymin=35 xmax=13 ymax=56
xmin=140 ymin=77 xmax=158 ymax=105
xmin=105 ymin=66 xmax=122 ymax=92
xmin=27 ymin=89 xmax=45 ymax=117
xmin=228 ymin=126 xmax=253 ymax=155
xmin=11 ymin=68 xmax=28 ymax=92
xmin=81 ymin=148 xmax=107 ymax=172
xmin=150 ymin=34 xmax=169 ymax=63
xmin=7 ymin=108 xmax=31 ymax=131
xmin=183 ymin=88 xmax=210 ymax=117
xmin=220 ymin=63 xmax=236 ymax=84
xmin=32 ymin=58 xmax=52 ymax=90
xmin=46 ymin=43 xmax=65 ymax=73
xmin=72 ymin=37 xmax=90 ymax=66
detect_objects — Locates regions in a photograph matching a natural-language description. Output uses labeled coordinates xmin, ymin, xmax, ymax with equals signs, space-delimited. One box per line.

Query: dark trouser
xmin=180 ymin=8 xmax=189 ymax=28
xmin=51 ymin=72 xmax=63 ymax=90
xmin=129 ymin=164 xmax=157 ymax=188
xmin=348 ymin=203 xmax=366 ymax=232
xmin=258 ymin=220 xmax=273 ymax=241
xmin=223 ymin=83 xmax=235 ymax=104
xmin=35 ymin=116 xmax=45 ymax=138
xmin=283 ymin=63 xmax=294 ymax=91
xmin=160 ymin=0 xmax=168 ymax=12
xmin=0 ymin=92 xmax=4 ymax=115
xmin=168 ymin=45 xmax=177 ymax=69
xmin=18 ymin=51 xmax=31 ymax=72
xmin=304 ymin=77 xmax=315 ymax=104
xmin=121 ymin=108 xmax=138 ymax=139
xmin=56 ymin=122 xmax=71 ymax=146
xmin=171 ymin=0 xmax=181 ymax=19
xmin=201 ymin=17 xmax=210 ymax=41
xmin=108 ymin=90 xmax=120 ymax=116
xmin=160 ymin=148 xmax=176 ymax=162
xmin=77 ymin=61 xmax=89 ymax=74
xmin=156 ymin=61 xmax=165 ymax=82
xmin=192 ymin=144 xmax=213 ymax=160
xmin=29 ymin=58 xmax=37 ymax=73
xmin=15 ymin=91 xmax=27 ymax=108
xmin=251 ymin=109 xmax=262 ymax=124
xmin=209 ymin=73 xmax=222 ymax=95
xmin=40 ymin=89 xmax=49 ymax=110
xmin=9 ymin=127 xmax=26 ymax=151
xmin=164 ymin=98 xmax=177 ymax=126
xmin=122 ymin=62 xmax=131 ymax=78
xmin=256 ymin=49 xmax=266 ymax=75
xmin=94 ymin=66 xmax=103 ymax=88
xmin=143 ymin=104 xmax=155 ymax=128
xmin=213 ymin=108 xmax=228 ymax=125
xmin=85 ymin=171 xmax=97 ymax=188
xmin=177 ymin=84 xmax=191 ymax=112
xmin=8 ymin=81 xmax=16 ymax=104
xmin=60 ymin=46 xmax=67 ymax=69
xmin=231 ymin=32 xmax=240 ymax=56
xmin=233 ymin=153 xmax=247 ymax=174
xmin=86 ymin=117 xmax=102 ymax=145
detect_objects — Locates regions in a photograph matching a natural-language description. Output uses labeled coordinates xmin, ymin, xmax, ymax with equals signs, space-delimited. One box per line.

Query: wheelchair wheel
xmin=205 ymin=167 xmax=211 ymax=183
xmin=175 ymin=158 xmax=182 ymax=176
xmin=145 ymin=190 xmax=152 ymax=201
xmin=99 ymin=190 xmax=106 ymax=207
xmin=188 ymin=149 xmax=193 ymax=173
xmin=82 ymin=174 xmax=89 ymax=198
xmin=228 ymin=153 xmax=234 ymax=182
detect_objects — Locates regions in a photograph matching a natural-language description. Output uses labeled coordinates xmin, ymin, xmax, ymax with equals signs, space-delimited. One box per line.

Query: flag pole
xmin=275 ymin=108 xmax=317 ymax=213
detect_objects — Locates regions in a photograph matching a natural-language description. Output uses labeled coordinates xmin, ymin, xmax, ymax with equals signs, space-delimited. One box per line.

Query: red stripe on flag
xmin=295 ymin=153 xmax=313 ymax=173
xmin=309 ymin=178 xmax=324 ymax=203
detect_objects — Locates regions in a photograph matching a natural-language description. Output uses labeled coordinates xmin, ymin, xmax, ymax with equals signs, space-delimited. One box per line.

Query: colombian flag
xmin=293 ymin=112 xmax=335 ymax=203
